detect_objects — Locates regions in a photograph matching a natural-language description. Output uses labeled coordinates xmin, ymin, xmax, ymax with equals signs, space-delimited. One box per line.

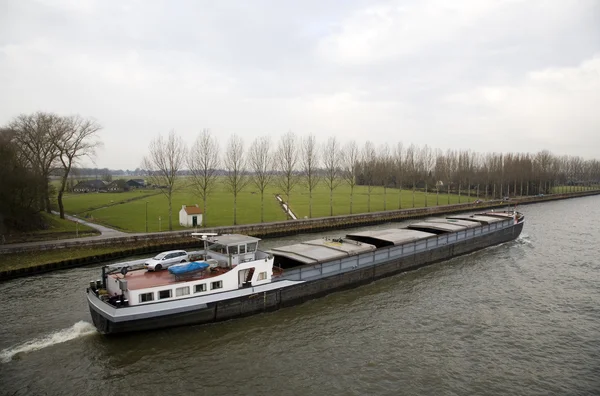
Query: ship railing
xmin=281 ymin=219 xmax=519 ymax=282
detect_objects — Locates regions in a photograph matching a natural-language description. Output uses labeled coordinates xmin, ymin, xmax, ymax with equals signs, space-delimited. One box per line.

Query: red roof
xmin=183 ymin=206 xmax=202 ymax=215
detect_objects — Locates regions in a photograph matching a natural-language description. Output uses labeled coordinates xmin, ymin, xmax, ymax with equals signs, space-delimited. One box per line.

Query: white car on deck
xmin=144 ymin=250 xmax=189 ymax=271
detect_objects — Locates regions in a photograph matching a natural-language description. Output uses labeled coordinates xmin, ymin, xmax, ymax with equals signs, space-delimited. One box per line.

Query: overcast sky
xmin=1 ymin=0 xmax=599 ymax=170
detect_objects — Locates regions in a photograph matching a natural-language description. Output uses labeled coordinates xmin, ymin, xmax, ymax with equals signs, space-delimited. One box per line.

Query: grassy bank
xmin=3 ymin=212 xmax=100 ymax=244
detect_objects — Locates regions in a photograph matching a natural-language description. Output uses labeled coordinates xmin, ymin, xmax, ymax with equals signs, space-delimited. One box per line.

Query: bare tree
xmin=405 ymin=144 xmax=417 ymax=207
xmin=223 ymin=134 xmax=249 ymax=225
xmin=361 ymin=141 xmax=377 ymax=212
xmin=187 ymin=129 xmax=220 ymax=227
xmin=420 ymin=145 xmax=435 ymax=207
xmin=275 ymin=131 xmax=300 ymax=218
xmin=142 ymin=130 xmax=186 ymax=231
xmin=395 ymin=142 xmax=404 ymax=209
xmin=342 ymin=140 xmax=360 ymax=214
xmin=249 ymin=136 xmax=275 ymax=222
xmin=377 ymin=143 xmax=392 ymax=211
xmin=322 ymin=136 xmax=343 ymax=216
xmin=301 ymin=134 xmax=320 ymax=218
xmin=53 ymin=115 xmax=103 ymax=219
xmin=9 ymin=112 xmax=62 ymax=213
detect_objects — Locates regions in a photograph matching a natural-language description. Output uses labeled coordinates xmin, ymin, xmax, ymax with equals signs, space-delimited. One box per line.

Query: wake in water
xmin=518 ymin=233 xmax=534 ymax=247
xmin=0 ymin=321 xmax=97 ymax=363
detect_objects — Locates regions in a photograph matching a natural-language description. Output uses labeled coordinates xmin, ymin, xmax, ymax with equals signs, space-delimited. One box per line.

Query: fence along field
xmin=61 ymin=177 xmax=477 ymax=233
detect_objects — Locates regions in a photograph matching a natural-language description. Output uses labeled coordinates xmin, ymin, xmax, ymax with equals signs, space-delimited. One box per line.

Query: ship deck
xmin=109 ymin=267 xmax=284 ymax=291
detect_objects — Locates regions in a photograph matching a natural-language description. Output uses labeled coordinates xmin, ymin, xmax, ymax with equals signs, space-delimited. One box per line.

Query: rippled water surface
xmin=1 ymin=197 xmax=599 ymax=395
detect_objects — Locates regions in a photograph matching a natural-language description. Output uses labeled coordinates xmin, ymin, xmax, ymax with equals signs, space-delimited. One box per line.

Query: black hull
xmin=89 ymin=222 xmax=524 ymax=334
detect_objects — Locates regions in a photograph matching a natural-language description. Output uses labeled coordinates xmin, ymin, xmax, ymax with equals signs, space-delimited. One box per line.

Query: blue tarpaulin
xmin=168 ymin=261 xmax=210 ymax=275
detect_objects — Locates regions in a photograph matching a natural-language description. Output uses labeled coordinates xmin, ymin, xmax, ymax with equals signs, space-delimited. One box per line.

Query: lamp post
xmin=145 ymin=201 xmax=148 ymax=233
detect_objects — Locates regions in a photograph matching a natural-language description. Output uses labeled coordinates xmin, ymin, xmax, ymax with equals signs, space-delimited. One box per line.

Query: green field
xmin=552 ymin=185 xmax=599 ymax=194
xmin=59 ymin=178 xmax=478 ymax=232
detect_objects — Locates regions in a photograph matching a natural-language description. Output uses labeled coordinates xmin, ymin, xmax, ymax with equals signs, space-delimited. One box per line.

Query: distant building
xmin=106 ymin=179 xmax=129 ymax=192
xmin=179 ymin=205 xmax=203 ymax=227
xmin=126 ymin=179 xmax=146 ymax=189
xmin=73 ymin=180 xmax=107 ymax=193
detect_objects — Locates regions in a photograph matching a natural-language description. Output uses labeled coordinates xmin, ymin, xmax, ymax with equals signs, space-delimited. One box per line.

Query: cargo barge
xmin=87 ymin=210 xmax=525 ymax=334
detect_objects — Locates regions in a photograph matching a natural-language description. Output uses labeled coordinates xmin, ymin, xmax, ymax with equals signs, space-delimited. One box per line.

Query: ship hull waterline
xmin=88 ymin=222 xmax=524 ymax=334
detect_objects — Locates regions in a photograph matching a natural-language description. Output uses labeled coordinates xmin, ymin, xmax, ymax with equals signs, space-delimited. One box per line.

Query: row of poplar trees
xmin=141 ymin=130 xmax=600 ymax=230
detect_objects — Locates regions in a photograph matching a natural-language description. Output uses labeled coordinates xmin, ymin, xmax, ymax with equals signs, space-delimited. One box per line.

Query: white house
xmin=179 ymin=204 xmax=203 ymax=227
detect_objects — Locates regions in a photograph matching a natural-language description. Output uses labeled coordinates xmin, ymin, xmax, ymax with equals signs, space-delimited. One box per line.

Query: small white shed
xmin=179 ymin=204 xmax=203 ymax=227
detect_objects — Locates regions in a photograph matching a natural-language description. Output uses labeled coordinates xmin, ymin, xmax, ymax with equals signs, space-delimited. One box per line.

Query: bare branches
xmin=322 ymin=136 xmax=343 ymax=216
xmin=142 ymin=130 xmax=186 ymax=231
xmin=301 ymin=133 xmax=320 ymax=218
xmin=361 ymin=141 xmax=377 ymax=212
xmin=9 ymin=112 xmax=63 ymax=213
xmin=223 ymin=134 xmax=249 ymax=225
xmin=249 ymin=136 xmax=274 ymax=222
xmin=342 ymin=140 xmax=359 ymax=214
xmin=53 ymin=115 xmax=103 ymax=218
xmin=188 ymin=129 xmax=220 ymax=226
xmin=275 ymin=131 xmax=300 ymax=216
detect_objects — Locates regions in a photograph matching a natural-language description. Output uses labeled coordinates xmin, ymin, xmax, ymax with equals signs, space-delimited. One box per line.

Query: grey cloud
xmin=0 ymin=0 xmax=598 ymax=169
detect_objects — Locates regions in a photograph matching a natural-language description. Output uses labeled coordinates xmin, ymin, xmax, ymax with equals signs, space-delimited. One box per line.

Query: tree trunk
xmin=398 ymin=183 xmax=402 ymax=209
xmin=286 ymin=190 xmax=291 ymax=220
xmin=57 ymin=163 xmax=72 ymax=219
xmin=233 ymin=193 xmax=238 ymax=225
xmin=424 ymin=183 xmax=428 ymax=207
xmin=57 ymin=190 xmax=65 ymax=218
xmin=309 ymin=189 xmax=312 ymax=218
xmin=329 ymin=189 xmax=333 ymax=217
xmin=44 ymin=180 xmax=51 ymax=213
xmin=260 ymin=190 xmax=264 ymax=223
xmin=467 ymin=179 xmax=470 ymax=200
xmin=168 ymin=190 xmax=173 ymax=231
xmin=203 ymin=196 xmax=207 ymax=227
xmin=350 ymin=186 xmax=354 ymax=214
xmin=383 ymin=185 xmax=387 ymax=211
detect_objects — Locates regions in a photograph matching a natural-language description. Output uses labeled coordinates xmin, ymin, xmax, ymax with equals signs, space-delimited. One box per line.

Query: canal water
xmin=1 ymin=196 xmax=599 ymax=395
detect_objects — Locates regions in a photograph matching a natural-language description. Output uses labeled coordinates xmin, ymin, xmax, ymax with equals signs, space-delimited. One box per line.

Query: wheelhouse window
xmin=195 ymin=284 xmax=207 ymax=293
xmin=139 ymin=292 xmax=154 ymax=303
xmin=176 ymin=286 xmax=190 ymax=297
xmin=208 ymin=243 xmax=226 ymax=254
xmin=158 ymin=289 xmax=172 ymax=299
xmin=239 ymin=245 xmax=246 ymax=254
xmin=247 ymin=242 xmax=257 ymax=252
xmin=257 ymin=271 xmax=267 ymax=281
xmin=228 ymin=245 xmax=238 ymax=255
xmin=211 ymin=281 xmax=223 ymax=290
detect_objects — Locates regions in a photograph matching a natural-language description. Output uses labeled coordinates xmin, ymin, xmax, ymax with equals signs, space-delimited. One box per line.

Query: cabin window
xmin=257 ymin=271 xmax=267 ymax=281
xmin=239 ymin=245 xmax=246 ymax=254
xmin=211 ymin=281 xmax=223 ymax=290
xmin=195 ymin=284 xmax=207 ymax=293
xmin=176 ymin=286 xmax=190 ymax=297
xmin=139 ymin=292 xmax=154 ymax=303
xmin=247 ymin=242 xmax=257 ymax=252
xmin=158 ymin=289 xmax=172 ymax=299
xmin=228 ymin=245 xmax=238 ymax=255
xmin=209 ymin=243 xmax=226 ymax=254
